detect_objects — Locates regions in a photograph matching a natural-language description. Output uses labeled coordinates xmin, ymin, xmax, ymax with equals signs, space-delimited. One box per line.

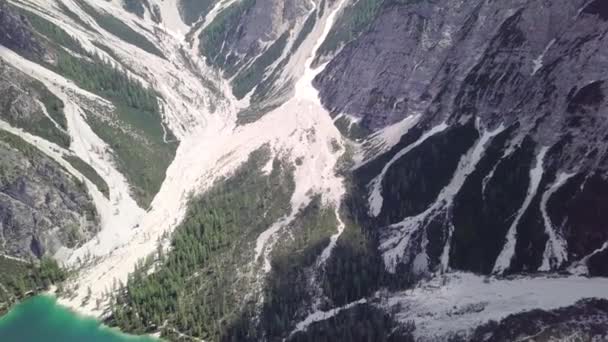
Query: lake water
xmin=0 ymin=296 xmax=159 ymax=342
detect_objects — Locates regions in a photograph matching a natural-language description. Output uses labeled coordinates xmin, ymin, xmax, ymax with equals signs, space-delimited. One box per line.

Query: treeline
xmin=222 ymin=196 xmax=339 ymax=341
xmin=55 ymin=50 xmax=160 ymax=114
xmin=110 ymin=147 xmax=295 ymax=340
xmin=17 ymin=4 xmax=160 ymax=115
xmin=74 ymin=0 xmax=165 ymax=58
xmin=19 ymin=6 xmax=177 ymax=207
xmin=110 ymin=147 xmax=407 ymax=341
xmin=198 ymin=0 xmax=255 ymax=70
xmin=0 ymin=256 xmax=66 ymax=313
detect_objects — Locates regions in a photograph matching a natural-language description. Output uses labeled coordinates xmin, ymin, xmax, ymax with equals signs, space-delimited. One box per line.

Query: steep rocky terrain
xmin=0 ymin=0 xmax=607 ymax=341
xmin=0 ymin=130 xmax=98 ymax=259
xmin=0 ymin=2 xmax=98 ymax=260
xmin=321 ymin=0 xmax=608 ymax=279
xmin=0 ymin=0 xmax=46 ymax=60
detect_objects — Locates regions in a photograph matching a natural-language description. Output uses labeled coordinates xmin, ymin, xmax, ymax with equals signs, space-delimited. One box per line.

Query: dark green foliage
xmin=334 ymin=115 xmax=370 ymax=141
xmin=112 ymin=147 xmax=295 ymax=340
xmin=238 ymin=57 xmax=291 ymax=124
xmin=0 ymin=64 xmax=70 ymax=148
xmin=45 ymin=34 xmax=175 ymax=207
xmin=0 ymin=129 xmax=99 ymax=224
xmin=56 ymin=50 xmax=160 ymax=114
xmin=256 ymin=197 xmax=337 ymax=340
xmin=17 ymin=7 xmax=88 ymax=55
xmin=0 ymin=96 xmax=70 ymax=148
xmin=231 ymin=32 xmax=289 ymax=99
xmin=315 ymin=0 xmax=423 ymax=65
xmin=123 ymin=0 xmax=146 ymax=18
xmin=55 ymin=1 xmax=97 ymax=32
xmin=376 ymin=122 xmax=479 ymax=226
xmin=222 ymin=198 xmax=354 ymax=342
xmin=63 ymin=155 xmax=110 ymax=198
xmin=83 ymin=106 xmax=175 ymax=208
xmin=322 ymin=211 xmax=385 ymax=306
xmin=449 ymin=128 xmax=530 ymax=274
xmin=31 ymin=20 xmax=175 ymax=206
xmin=236 ymin=101 xmax=284 ymax=126
xmin=0 ymin=129 xmax=42 ymax=159
xmin=0 ymin=256 xmax=66 ymax=315
xmin=198 ymin=0 xmax=255 ymax=70
xmin=288 ymin=303 xmax=413 ymax=342
xmin=32 ymin=81 xmax=67 ymax=130
xmin=5 ymin=4 xmax=174 ymax=205
xmin=291 ymin=10 xmax=317 ymax=54
xmin=314 ymin=0 xmax=385 ymax=65
xmin=74 ymin=0 xmax=165 ymax=58
xmin=178 ymin=0 xmax=217 ymax=25
xmin=45 ymin=33 xmax=176 ymax=207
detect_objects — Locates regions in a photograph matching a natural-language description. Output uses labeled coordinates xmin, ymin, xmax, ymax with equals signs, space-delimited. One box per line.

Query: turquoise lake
xmin=0 ymin=296 xmax=159 ymax=342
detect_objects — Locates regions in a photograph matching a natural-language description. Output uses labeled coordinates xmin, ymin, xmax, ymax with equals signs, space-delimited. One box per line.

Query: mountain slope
xmin=0 ymin=0 xmax=607 ymax=341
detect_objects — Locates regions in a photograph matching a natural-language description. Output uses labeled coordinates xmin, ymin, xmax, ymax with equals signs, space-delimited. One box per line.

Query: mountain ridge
xmin=0 ymin=0 xmax=606 ymax=341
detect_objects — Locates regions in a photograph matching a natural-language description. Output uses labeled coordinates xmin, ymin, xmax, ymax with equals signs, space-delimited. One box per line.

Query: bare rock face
xmin=0 ymin=60 xmax=48 ymax=125
xmin=0 ymin=133 xmax=99 ymax=260
xmin=0 ymin=4 xmax=92 ymax=260
xmin=0 ymin=59 xmax=70 ymax=148
xmin=235 ymin=0 xmax=310 ymax=54
xmin=198 ymin=0 xmax=311 ymax=74
xmin=0 ymin=0 xmax=46 ymax=60
xmin=321 ymin=0 xmax=608 ymax=278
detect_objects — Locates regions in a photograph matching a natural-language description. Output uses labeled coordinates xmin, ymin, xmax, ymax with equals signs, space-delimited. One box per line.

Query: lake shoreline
xmin=0 ymin=295 xmax=162 ymax=342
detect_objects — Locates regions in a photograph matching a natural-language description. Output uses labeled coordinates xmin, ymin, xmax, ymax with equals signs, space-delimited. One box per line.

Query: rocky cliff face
xmin=0 ymin=0 xmax=45 ymax=60
xmin=0 ymin=2 xmax=97 ymax=260
xmin=315 ymin=0 xmax=608 ymax=279
xmin=0 ymin=59 xmax=71 ymax=147
xmin=0 ymin=0 xmax=607 ymax=340
xmin=0 ymin=131 xmax=98 ymax=259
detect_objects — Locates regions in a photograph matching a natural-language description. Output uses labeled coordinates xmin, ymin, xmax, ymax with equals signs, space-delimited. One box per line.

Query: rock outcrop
xmin=0 ymin=0 xmax=46 ymax=60
xmin=0 ymin=131 xmax=98 ymax=260
xmin=316 ymin=0 xmax=608 ymax=278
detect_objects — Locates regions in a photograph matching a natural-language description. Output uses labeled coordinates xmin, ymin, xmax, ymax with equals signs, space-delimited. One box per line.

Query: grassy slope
xmin=74 ymin=0 xmax=165 ymax=58
xmin=63 ymin=154 xmax=110 ymax=198
xmin=84 ymin=107 xmax=176 ymax=208
xmin=16 ymin=6 xmax=177 ymax=207
xmin=0 ymin=8 xmax=72 ymax=148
